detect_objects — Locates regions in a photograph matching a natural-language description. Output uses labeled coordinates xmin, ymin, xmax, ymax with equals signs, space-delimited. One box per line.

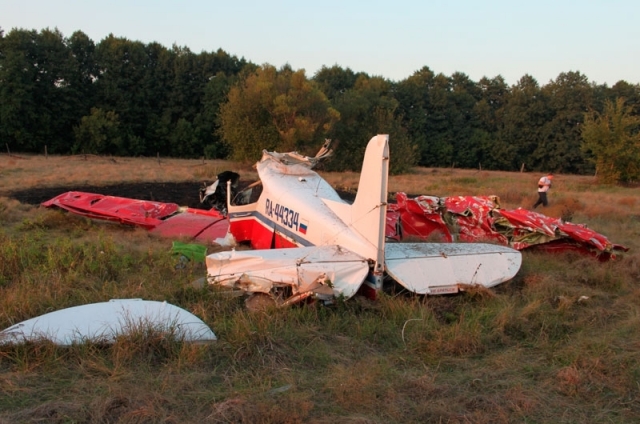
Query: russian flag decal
xmin=299 ymin=220 xmax=308 ymax=234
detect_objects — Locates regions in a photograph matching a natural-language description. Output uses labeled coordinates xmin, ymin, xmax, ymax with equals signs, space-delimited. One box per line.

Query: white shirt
xmin=538 ymin=176 xmax=552 ymax=192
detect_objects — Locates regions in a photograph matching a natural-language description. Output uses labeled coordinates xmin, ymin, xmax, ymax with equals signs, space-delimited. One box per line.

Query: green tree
xmin=73 ymin=107 xmax=122 ymax=154
xmin=64 ymin=30 xmax=97 ymax=127
xmin=219 ymin=64 xmax=339 ymax=162
xmin=394 ymin=67 xmax=436 ymax=167
xmin=396 ymin=69 xmax=482 ymax=169
xmin=608 ymin=80 xmax=640 ymax=115
xmin=140 ymin=41 xmax=174 ymax=155
xmin=0 ymin=28 xmax=42 ymax=151
xmin=448 ymin=72 xmax=483 ymax=168
xmin=94 ymin=35 xmax=150 ymax=155
xmin=326 ymin=75 xmax=415 ymax=173
xmin=169 ymin=118 xmax=198 ymax=157
xmin=497 ymin=74 xmax=549 ymax=171
xmin=473 ymin=76 xmax=512 ymax=170
xmin=198 ymin=71 xmax=239 ymax=159
xmin=536 ymin=71 xmax=594 ymax=173
xmin=190 ymin=50 xmax=250 ymax=158
xmin=581 ymin=97 xmax=640 ymax=184
xmin=313 ymin=65 xmax=361 ymax=101
xmin=0 ymin=28 xmax=83 ymax=153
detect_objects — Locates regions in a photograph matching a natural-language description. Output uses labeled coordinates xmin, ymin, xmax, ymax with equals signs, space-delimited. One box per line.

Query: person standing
xmin=533 ymin=173 xmax=553 ymax=208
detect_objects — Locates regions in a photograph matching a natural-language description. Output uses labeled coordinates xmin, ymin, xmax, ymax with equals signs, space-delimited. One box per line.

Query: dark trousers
xmin=533 ymin=191 xmax=548 ymax=208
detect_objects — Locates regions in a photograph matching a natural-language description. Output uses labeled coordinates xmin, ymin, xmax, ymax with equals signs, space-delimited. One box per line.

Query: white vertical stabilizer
xmin=323 ymin=135 xmax=389 ymax=277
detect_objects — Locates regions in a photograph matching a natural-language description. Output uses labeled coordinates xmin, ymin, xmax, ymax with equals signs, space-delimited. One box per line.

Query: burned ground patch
xmin=4 ymin=181 xmax=359 ymax=208
xmin=4 ymin=182 xmax=209 ymax=209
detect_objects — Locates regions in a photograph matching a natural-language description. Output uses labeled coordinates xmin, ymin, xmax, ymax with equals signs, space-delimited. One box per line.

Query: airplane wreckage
xmin=41 ymin=135 xmax=627 ymax=306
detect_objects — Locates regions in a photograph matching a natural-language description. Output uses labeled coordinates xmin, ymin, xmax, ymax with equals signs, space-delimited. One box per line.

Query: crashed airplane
xmin=41 ymin=135 xmax=522 ymax=304
xmin=41 ymin=134 xmax=627 ymax=305
xmin=204 ymin=135 xmax=521 ymax=304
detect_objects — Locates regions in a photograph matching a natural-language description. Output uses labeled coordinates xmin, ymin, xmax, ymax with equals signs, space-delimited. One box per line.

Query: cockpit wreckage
xmin=42 ymin=135 xmax=626 ymax=306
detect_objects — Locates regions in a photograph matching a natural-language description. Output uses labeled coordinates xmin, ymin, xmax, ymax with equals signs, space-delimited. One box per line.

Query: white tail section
xmin=324 ymin=135 xmax=389 ymax=274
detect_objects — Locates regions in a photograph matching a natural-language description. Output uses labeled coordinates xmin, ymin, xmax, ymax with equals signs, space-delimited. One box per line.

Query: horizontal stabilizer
xmin=385 ymin=243 xmax=522 ymax=295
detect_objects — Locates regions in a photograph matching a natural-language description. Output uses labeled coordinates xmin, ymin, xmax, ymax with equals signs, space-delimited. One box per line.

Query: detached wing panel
xmin=0 ymin=299 xmax=216 ymax=345
xmin=206 ymin=245 xmax=369 ymax=301
xmin=42 ymin=191 xmax=179 ymax=229
xmin=385 ymin=243 xmax=521 ymax=295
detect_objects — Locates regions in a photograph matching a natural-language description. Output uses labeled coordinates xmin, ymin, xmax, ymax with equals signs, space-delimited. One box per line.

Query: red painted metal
xmin=229 ymin=217 xmax=298 ymax=249
xmin=42 ymin=191 xmax=229 ymax=243
xmin=389 ymin=193 xmax=452 ymax=242
xmin=387 ymin=192 xmax=628 ymax=260
xmin=43 ymin=190 xmax=627 ymax=259
xmin=41 ymin=191 xmax=179 ymax=229
xmin=150 ymin=210 xmax=228 ymax=242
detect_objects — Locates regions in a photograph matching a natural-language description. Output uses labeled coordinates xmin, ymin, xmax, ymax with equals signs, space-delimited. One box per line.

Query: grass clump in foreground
xmin=1 ymin=156 xmax=640 ymax=422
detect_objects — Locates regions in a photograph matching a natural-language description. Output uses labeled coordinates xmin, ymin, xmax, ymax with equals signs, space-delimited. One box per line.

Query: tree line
xmin=1 ymin=27 xmax=639 ymax=180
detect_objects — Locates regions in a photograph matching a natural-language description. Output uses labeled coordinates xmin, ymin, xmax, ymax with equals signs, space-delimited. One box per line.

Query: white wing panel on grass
xmin=0 ymin=299 xmax=216 ymax=345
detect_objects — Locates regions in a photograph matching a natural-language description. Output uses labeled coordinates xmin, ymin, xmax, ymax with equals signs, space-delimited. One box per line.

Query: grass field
xmin=1 ymin=152 xmax=639 ymax=423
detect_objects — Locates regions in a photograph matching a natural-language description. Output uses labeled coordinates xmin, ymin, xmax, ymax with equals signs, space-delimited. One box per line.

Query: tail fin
xmin=324 ymin=135 xmax=389 ymax=273
xmin=351 ymin=135 xmax=389 ymax=253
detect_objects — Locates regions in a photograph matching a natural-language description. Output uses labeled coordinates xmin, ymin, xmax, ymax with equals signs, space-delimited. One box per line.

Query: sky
xmin=3 ymin=0 xmax=639 ymax=86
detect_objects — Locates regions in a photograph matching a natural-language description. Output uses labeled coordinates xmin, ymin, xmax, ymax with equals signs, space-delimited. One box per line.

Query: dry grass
xmin=1 ymin=151 xmax=640 ymax=423
xmin=0 ymin=153 xmax=255 ymax=193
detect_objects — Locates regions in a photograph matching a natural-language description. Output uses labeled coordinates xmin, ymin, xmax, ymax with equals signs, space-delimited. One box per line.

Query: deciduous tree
xmin=581 ymin=97 xmax=640 ymax=184
xmin=219 ymin=65 xmax=339 ymax=162
xmin=536 ymin=71 xmax=593 ymax=173
xmin=326 ymin=75 xmax=415 ymax=173
xmin=73 ymin=107 xmax=122 ymax=154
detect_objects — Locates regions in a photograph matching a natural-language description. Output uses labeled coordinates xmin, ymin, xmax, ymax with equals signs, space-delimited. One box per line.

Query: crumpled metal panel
xmin=42 ymin=191 xmax=229 ymax=243
xmin=388 ymin=192 xmax=628 ymax=260
xmin=42 ymin=191 xmax=179 ymax=229
xmin=390 ymin=193 xmax=452 ymax=242
xmin=206 ymin=245 xmax=369 ymax=303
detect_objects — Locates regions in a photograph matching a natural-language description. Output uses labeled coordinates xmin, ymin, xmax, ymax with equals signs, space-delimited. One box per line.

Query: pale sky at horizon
xmin=3 ymin=0 xmax=639 ymax=86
